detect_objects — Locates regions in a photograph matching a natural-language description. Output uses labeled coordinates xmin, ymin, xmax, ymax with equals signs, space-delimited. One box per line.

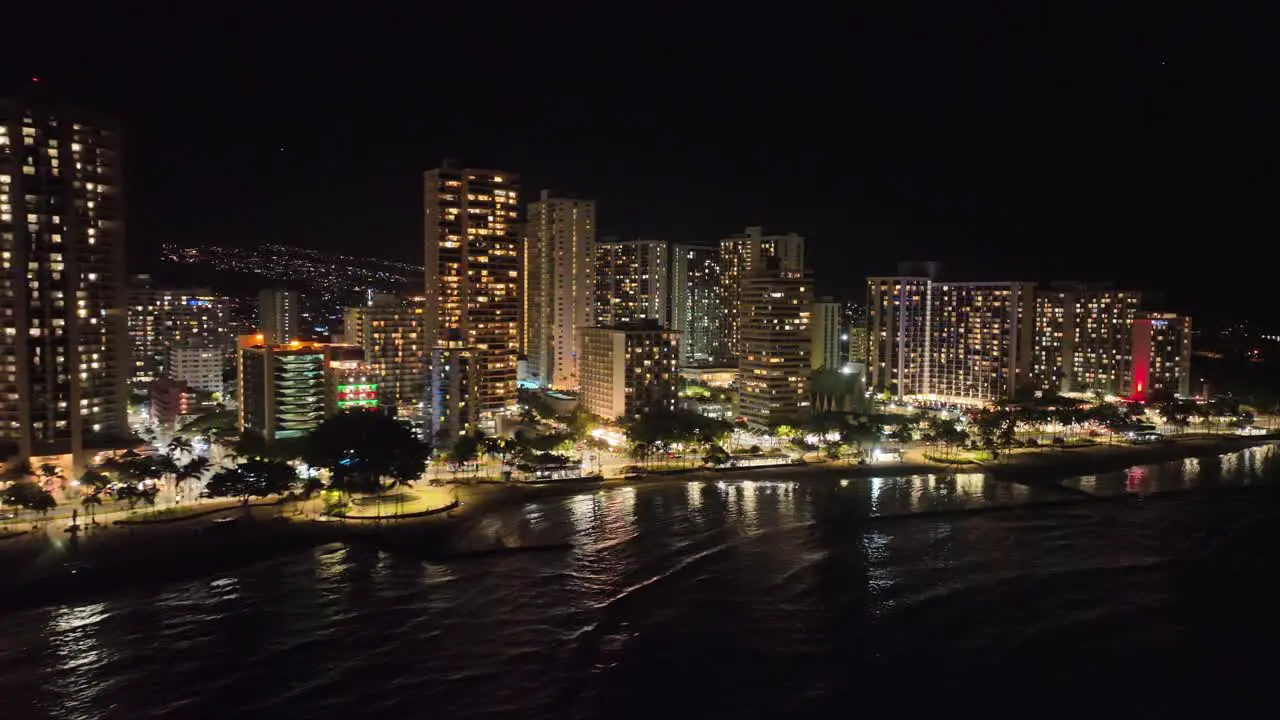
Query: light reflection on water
xmin=1062 ymin=443 xmax=1280 ymax=497
xmin=44 ymin=603 xmax=113 ymax=720
xmin=1 ymin=442 xmax=1279 ymax=718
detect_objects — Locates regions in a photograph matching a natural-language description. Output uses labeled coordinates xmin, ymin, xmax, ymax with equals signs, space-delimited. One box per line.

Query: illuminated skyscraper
xmin=926 ymin=282 xmax=1036 ymax=404
xmin=738 ymin=263 xmax=813 ymax=428
xmin=343 ymin=294 xmax=428 ymax=417
xmin=866 ymin=277 xmax=930 ymax=397
xmin=0 ymin=100 xmax=128 ymax=466
xmin=594 ymin=239 xmax=669 ymax=327
xmin=1032 ymin=284 xmax=1141 ymax=395
xmin=720 ymin=226 xmax=804 ymax=357
xmin=844 ymin=301 xmax=868 ymax=364
xmin=258 ymin=288 xmax=300 ymax=344
xmin=810 ymin=298 xmax=842 ymax=370
xmin=1131 ymin=312 xmax=1191 ymax=399
xmin=128 ymin=278 xmax=233 ymax=385
xmin=670 ymin=244 xmax=729 ymax=364
xmin=423 ymin=164 xmax=520 ymax=433
xmin=869 ymin=276 xmax=1035 ymax=404
xmin=524 ymin=190 xmax=595 ymax=388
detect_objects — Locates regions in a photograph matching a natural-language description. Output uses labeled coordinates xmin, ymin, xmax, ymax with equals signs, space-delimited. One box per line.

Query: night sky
xmin=5 ymin=7 xmax=1276 ymax=320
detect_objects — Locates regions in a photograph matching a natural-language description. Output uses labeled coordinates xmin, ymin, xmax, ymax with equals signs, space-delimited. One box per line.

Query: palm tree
xmin=77 ymin=469 xmax=111 ymax=521
xmin=81 ymin=493 xmax=103 ymax=520
xmin=167 ymin=436 xmax=194 ymax=461
xmin=175 ymin=457 xmax=211 ymax=504
xmin=37 ymin=462 xmax=65 ymax=494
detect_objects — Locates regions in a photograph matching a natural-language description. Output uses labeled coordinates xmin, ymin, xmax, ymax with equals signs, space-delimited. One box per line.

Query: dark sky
xmin=5 ymin=6 xmax=1277 ymax=320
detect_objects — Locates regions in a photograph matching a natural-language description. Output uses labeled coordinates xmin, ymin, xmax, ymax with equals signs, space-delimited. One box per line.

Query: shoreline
xmin=0 ymin=435 xmax=1272 ymax=613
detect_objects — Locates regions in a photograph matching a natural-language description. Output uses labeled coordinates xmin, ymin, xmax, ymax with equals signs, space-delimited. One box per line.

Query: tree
xmin=681 ymin=383 xmax=712 ymax=400
xmin=2 ymin=481 xmax=56 ymax=515
xmin=480 ymin=434 xmax=514 ymax=468
xmin=77 ymin=469 xmax=111 ymax=517
xmin=1158 ymin=400 xmax=1192 ymax=430
xmin=888 ymin=420 xmax=914 ymax=445
xmin=924 ymin=416 xmax=967 ymax=459
xmin=81 ymin=493 xmax=103 ymax=518
xmin=628 ymin=441 xmax=654 ymax=466
xmin=115 ymin=484 xmax=159 ymax=510
xmin=175 ymin=457 xmax=211 ymax=502
xmin=445 ymin=433 xmax=481 ymax=480
xmin=841 ymin=415 xmax=883 ymax=461
xmin=203 ymin=457 xmax=299 ymax=507
xmin=78 ymin=469 xmax=111 ymax=495
xmin=703 ymin=443 xmax=731 ymax=467
xmin=37 ymin=462 xmax=64 ymax=493
xmin=565 ymin=406 xmax=595 ymax=441
xmin=167 ymin=436 xmax=195 ymax=461
xmin=304 ymin=411 xmax=431 ymax=494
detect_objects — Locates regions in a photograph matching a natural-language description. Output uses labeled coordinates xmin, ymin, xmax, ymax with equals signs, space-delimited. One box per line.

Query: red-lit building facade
xmin=1130 ymin=312 xmax=1191 ymax=399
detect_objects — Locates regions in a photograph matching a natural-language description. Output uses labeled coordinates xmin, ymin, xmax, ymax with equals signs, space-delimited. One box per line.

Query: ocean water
xmin=2 ymin=444 xmax=1280 ymax=719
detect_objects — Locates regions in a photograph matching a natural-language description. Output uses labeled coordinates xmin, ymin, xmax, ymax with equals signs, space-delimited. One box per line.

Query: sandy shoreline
xmin=0 ymin=434 xmax=1272 ymax=613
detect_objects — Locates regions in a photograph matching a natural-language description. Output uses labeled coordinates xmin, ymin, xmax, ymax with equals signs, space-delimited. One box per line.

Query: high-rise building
xmin=811 ymin=298 xmax=842 ymax=370
xmin=670 ymin=244 xmax=729 ymax=364
xmin=579 ymin=323 xmax=680 ymax=421
xmin=869 ymin=276 xmax=1036 ymax=404
xmin=1131 ymin=312 xmax=1191 ymax=399
xmin=237 ymin=339 xmax=368 ymax=443
xmin=926 ymin=282 xmax=1036 ymax=404
xmin=423 ymin=164 xmax=520 ymax=433
xmin=738 ymin=264 xmax=813 ymax=428
xmin=343 ymin=294 xmax=428 ymax=416
xmin=524 ymin=190 xmax=595 ymax=388
xmin=844 ymin=301 xmax=868 ymax=364
xmin=428 ymin=346 xmax=477 ymax=441
xmin=594 ymin=239 xmax=669 ymax=327
xmin=0 ymin=100 xmax=128 ymax=465
xmin=720 ymin=227 xmax=804 ymax=357
xmin=168 ymin=345 xmax=224 ymax=396
xmin=1073 ymin=288 xmax=1142 ymax=395
xmin=128 ymin=279 xmax=233 ymax=385
xmin=866 ymin=277 xmax=931 ymax=397
xmin=258 ymin=289 xmax=300 ymax=344
xmin=1032 ymin=284 xmax=1141 ymax=395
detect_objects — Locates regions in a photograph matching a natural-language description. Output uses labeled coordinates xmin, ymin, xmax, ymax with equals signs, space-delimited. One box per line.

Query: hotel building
xmin=810 ymin=297 xmax=842 ymax=370
xmin=670 ymin=243 xmax=729 ymax=364
xmin=258 ymin=288 xmax=300 ymax=344
xmin=868 ymin=277 xmax=1036 ymax=404
xmin=738 ymin=263 xmax=813 ymax=427
xmin=128 ymin=279 xmax=234 ymax=385
xmin=720 ymin=227 xmax=804 ymax=357
xmin=168 ymin=345 xmax=224 ymax=396
xmin=594 ymin=239 xmax=669 ymax=327
xmin=237 ymin=339 xmax=368 ymax=443
xmin=579 ymin=324 xmax=680 ymax=421
xmin=1032 ymin=284 xmax=1141 ymax=395
xmin=866 ymin=277 xmax=931 ymax=397
xmin=343 ymin=294 xmax=428 ymax=416
xmin=925 ymin=281 xmax=1036 ymax=404
xmin=1131 ymin=312 xmax=1191 ymax=398
xmin=423 ymin=164 xmax=520 ymax=433
xmin=0 ymin=100 xmax=128 ymax=466
xmin=524 ymin=190 xmax=595 ymax=388
xmin=844 ymin=302 xmax=868 ymax=364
